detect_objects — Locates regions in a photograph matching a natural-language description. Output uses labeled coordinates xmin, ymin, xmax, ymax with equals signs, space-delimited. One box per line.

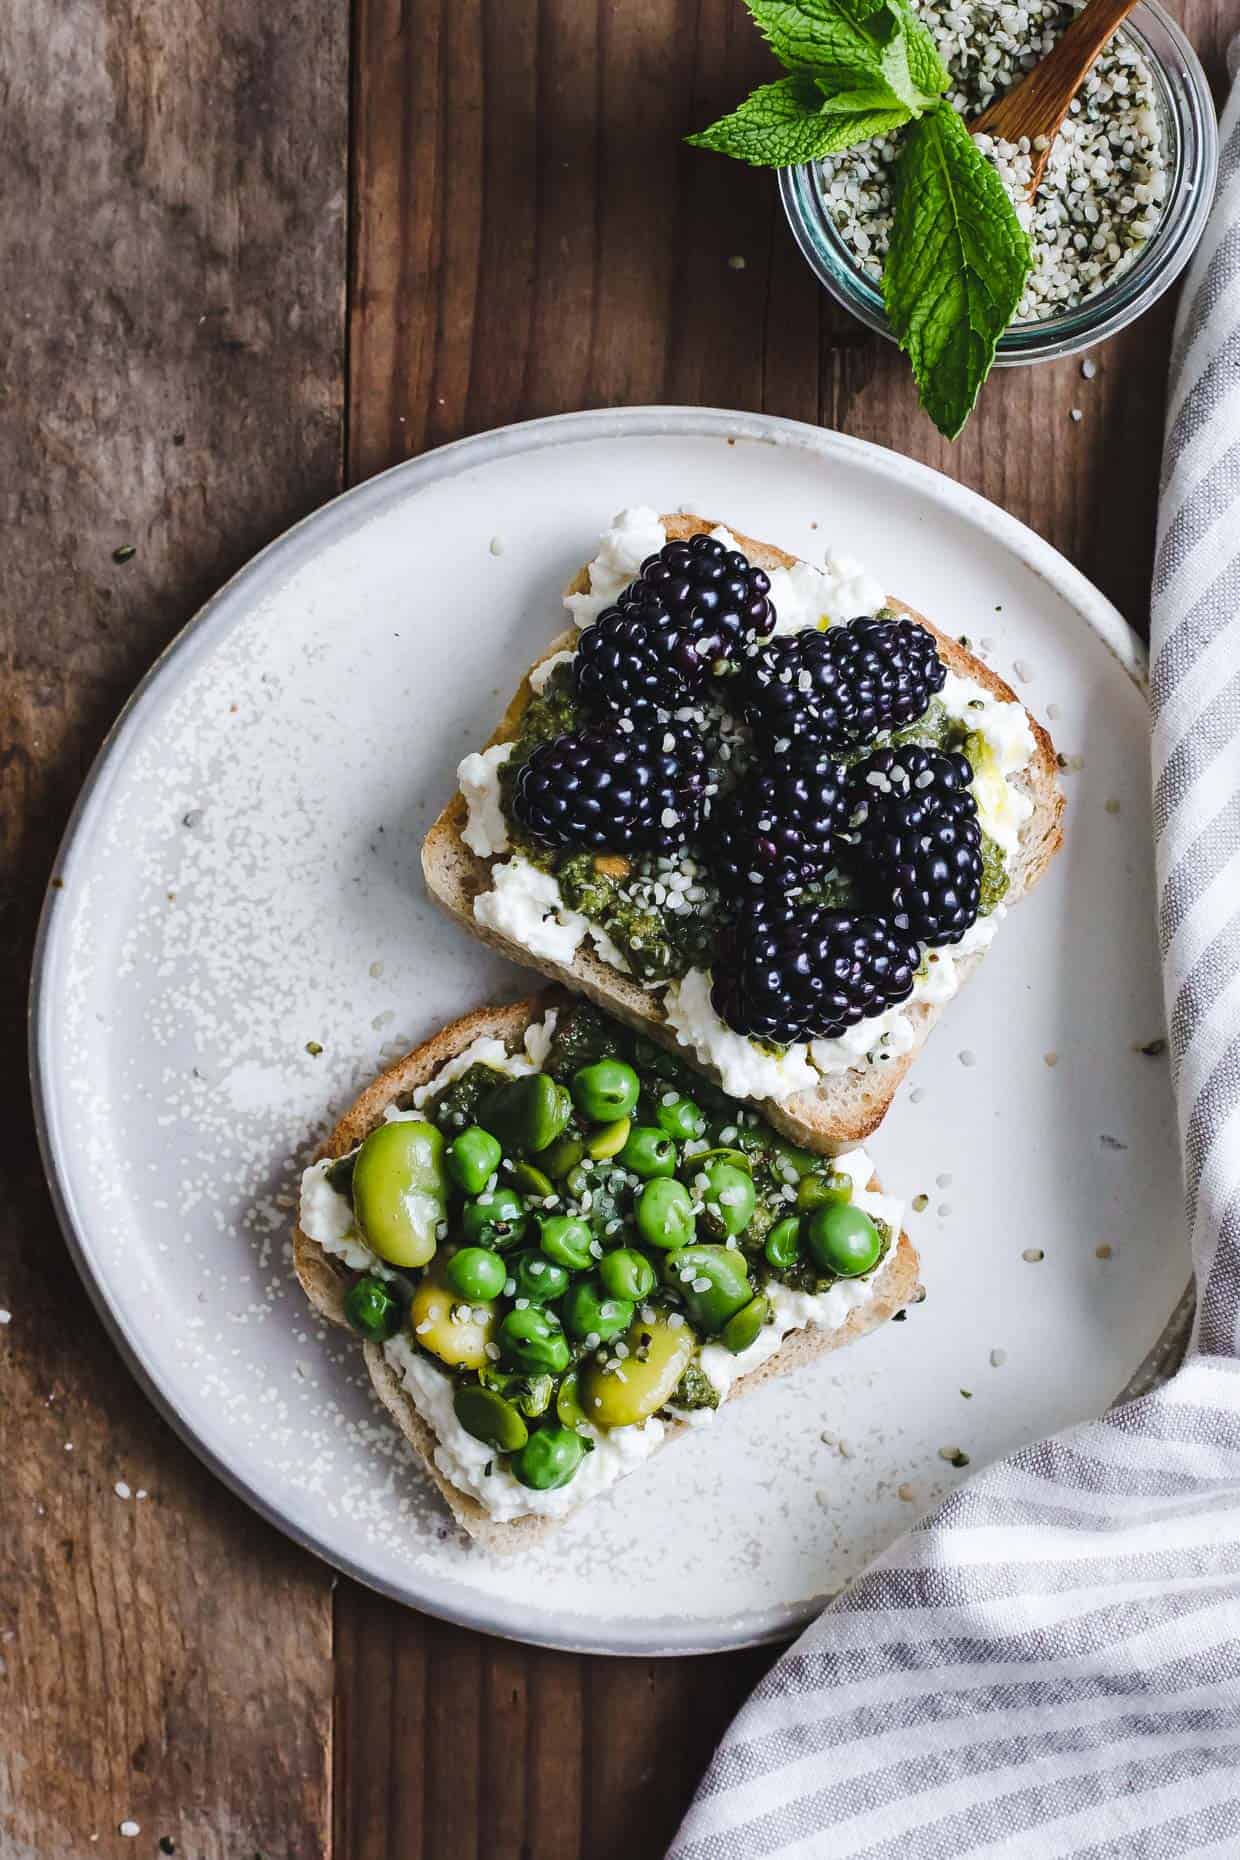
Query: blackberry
xmin=710 ymin=905 xmax=920 ymax=1046
xmin=738 ymin=615 xmax=946 ymax=753
xmin=707 ymin=751 xmax=849 ymax=898
xmin=842 ymin=745 xmax=982 ymax=945
xmin=623 ymin=532 xmax=775 ymax=662
xmin=511 ymin=720 xmax=708 ymax=856
xmin=573 ymin=605 xmax=709 ymax=716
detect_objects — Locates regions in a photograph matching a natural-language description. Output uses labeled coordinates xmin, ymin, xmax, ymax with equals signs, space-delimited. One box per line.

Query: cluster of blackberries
xmin=509 ymin=537 xmax=984 ymax=1044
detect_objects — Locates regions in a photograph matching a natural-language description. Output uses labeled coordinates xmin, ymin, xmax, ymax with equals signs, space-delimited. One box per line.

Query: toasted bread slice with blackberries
xmin=293 ymin=994 xmax=920 ymax=1552
xmin=422 ymin=516 xmax=1063 ymax=1155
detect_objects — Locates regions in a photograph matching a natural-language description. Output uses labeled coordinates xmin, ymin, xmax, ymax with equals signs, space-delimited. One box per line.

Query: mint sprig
xmin=883 ymin=103 xmax=1032 ymax=438
xmin=687 ymin=73 xmax=909 ymax=166
xmin=688 ymin=0 xmax=1033 ymax=439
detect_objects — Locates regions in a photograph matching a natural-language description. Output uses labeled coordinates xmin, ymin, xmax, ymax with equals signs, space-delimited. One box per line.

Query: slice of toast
xmin=422 ymin=514 xmax=1064 ymax=1153
xmin=293 ymin=993 xmax=920 ymax=1553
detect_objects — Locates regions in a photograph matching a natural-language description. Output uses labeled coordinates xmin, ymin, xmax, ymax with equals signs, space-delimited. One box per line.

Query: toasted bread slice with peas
xmin=294 ymin=993 xmax=919 ymax=1551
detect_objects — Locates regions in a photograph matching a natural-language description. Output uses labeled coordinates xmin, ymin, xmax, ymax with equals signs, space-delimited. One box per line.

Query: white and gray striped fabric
xmin=669 ymin=53 xmax=1240 ymax=1860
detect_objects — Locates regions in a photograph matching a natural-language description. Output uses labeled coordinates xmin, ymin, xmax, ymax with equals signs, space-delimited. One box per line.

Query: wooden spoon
xmin=971 ymin=0 xmax=1144 ymax=198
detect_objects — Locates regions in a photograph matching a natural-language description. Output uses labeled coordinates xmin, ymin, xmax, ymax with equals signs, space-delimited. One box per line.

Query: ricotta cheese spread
xmin=458 ymin=742 xmax=513 ymax=858
xmin=564 ymin=507 xmax=667 ymax=630
xmin=474 ymin=855 xmax=630 ymax=971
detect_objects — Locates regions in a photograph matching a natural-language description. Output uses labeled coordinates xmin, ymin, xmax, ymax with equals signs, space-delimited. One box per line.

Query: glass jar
xmin=778 ymin=0 xmax=1219 ymax=365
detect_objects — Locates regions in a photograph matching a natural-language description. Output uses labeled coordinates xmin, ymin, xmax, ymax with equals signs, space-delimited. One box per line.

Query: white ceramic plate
xmin=32 ymin=408 xmax=1185 ymax=1655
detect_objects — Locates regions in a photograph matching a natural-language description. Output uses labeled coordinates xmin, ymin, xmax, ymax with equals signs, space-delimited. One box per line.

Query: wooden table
xmin=3 ymin=3 xmax=1230 ymax=1853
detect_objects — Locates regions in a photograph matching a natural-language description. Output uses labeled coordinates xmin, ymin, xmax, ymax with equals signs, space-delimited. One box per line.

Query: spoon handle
xmin=971 ymin=0 xmax=1144 ymax=193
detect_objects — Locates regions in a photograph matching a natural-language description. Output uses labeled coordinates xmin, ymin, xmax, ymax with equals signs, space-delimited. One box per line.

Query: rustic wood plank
xmin=339 ymin=1 xmax=1232 ymax=1854
xmin=0 ymin=2 xmax=347 ymax=1854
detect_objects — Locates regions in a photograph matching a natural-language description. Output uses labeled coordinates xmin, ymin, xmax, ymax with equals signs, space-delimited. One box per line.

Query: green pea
xmin=598 ymin=1247 xmax=656 ymax=1302
xmin=510 ymin=1249 xmax=571 ymax=1304
xmin=585 ymin=1117 xmax=631 ymax=1161
xmin=539 ymin=1214 xmax=595 ymax=1271
xmin=698 ymin=1159 xmax=757 ymax=1238
xmin=351 ymin=1119 xmax=447 ymax=1268
xmin=460 ymin=1185 xmax=530 ymax=1251
xmin=806 ymin=1204 xmax=882 ymax=1278
xmin=444 ymin=1246 xmax=507 ymax=1302
xmin=768 ymin=1139 xmax=820 ymax=1184
xmin=664 ymin=1244 xmax=753 ymax=1334
xmin=510 ymin=1160 xmax=555 ymax=1199
xmin=555 ymin=1369 xmax=588 ymax=1431
xmin=342 ymin=1274 xmax=401 ymax=1341
xmin=655 ymin=1092 xmax=707 ymax=1141
xmin=764 ymin=1215 xmax=803 ymax=1274
xmin=635 ymin=1176 xmax=696 ymax=1250
xmin=453 ymin=1384 xmax=529 ymax=1453
xmin=571 ymin=1058 xmax=640 ymax=1123
xmin=561 ymin=1277 xmax=634 ymax=1345
xmin=539 ymin=1134 xmax=585 ymax=1180
xmin=478 ymin=1073 xmax=572 ymax=1156
xmin=499 ymin=1305 xmax=572 ymax=1376
xmin=721 ymin=1294 xmax=770 ymax=1355
xmin=796 ymin=1169 xmax=854 ymax=1215
xmin=619 ymin=1125 xmax=678 ymax=1180
xmin=511 ymin=1423 xmax=586 ymax=1491
xmin=445 ymin=1126 xmax=503 ymax=1196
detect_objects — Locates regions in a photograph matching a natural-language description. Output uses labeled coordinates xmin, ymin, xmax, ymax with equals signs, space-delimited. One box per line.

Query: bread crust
xmin=422 ymin=513 xmax=1064 ymax=1152
xmin=293 ymin=991 xmax=921 ymax=1553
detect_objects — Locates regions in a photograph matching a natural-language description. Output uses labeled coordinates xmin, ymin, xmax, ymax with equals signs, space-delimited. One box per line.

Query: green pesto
xmin=673 ymin=1363 xmax=721 ymax=1412
xmin=978 ymin=831 xmax=1010 ymax=914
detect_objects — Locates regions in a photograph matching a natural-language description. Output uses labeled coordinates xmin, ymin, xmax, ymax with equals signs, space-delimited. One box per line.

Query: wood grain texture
xmin=339 ymin=0 xmax=1234 ymax=1854
xmin=1 ymin=1 xmax=346 ymax=1854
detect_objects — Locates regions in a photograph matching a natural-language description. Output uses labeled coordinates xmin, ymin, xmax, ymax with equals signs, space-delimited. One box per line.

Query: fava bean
xmin=352 ymin=1120 xmax=447 ymax=1268
xmin=555 ymin=1369 xmax=588 ymax=1431
xmin=796 ymin=1169 xmax=854 ymax=1214
xmin=580 ymin=1315 xmax=693 ymax=1427
xmin=408 ymin=1273 xmax=496 ymax=1369
xmin=663 ymin=1243 xmax=752 ymax=1333
xmin=764 ymin=1215 xmax=803 ymax=1273
xmin=453 ymin=1384 xmax=529 ymax=1452
xmin=478 ymin=1073 xmax=572 ymax=1155
xmin=721 ymin=1294 xmax=770 ymax=1355
xmin=585 ymin=1117 xmax=631 ymax=1161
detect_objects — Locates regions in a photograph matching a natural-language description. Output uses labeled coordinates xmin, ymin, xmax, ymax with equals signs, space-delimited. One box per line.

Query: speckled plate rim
xmin=29 ymin=405 xmax=1186 ymax=1656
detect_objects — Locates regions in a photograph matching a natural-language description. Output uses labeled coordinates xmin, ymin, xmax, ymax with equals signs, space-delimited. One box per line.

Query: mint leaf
xmin=882 ymin=103 xmax=1032 ymax=438
xmin=889 ymin=0 xmax=951 ymax=98
xmin=745 ymin=0 xmax=898 ymax=92
xmin=689 ymin=74 xmax=907 ymax=167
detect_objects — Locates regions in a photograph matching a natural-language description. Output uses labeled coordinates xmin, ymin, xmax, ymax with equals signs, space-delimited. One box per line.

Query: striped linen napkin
xmin=669 ymin=54 xmax=1240 ymax=1860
